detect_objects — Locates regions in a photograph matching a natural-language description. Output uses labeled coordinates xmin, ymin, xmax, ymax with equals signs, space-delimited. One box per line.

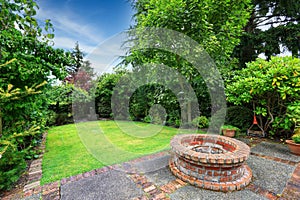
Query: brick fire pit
xmin=169 ymin=134 xmax=252 ymax=192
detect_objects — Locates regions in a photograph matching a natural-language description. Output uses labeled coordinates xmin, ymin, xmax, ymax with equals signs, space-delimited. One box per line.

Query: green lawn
xmin=41 ymin=120 xmax=201 ymax=184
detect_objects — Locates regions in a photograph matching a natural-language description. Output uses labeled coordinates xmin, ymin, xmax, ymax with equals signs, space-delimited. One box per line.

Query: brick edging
xmin=250 ymin=152 xmax=298 ymax=166
xmin=280 ymin=163 xmax=300 ymax=199
xmin=246 ymin=183 xmax=278 ymax=200
xmin=23 ymin=132 xmax=47 ymax=197
xmin=130 ymin=173 xmax=169 ymax=200
xmin=125 ymin=151 xmax=172 ymax=200
xmin=22 ymin=132 xmax=62 ymax=200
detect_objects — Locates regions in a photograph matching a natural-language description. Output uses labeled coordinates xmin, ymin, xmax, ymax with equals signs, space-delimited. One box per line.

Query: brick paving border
xmin=250 ymin=152 xmax=298 ymax=166
xmin=120 ymin=151 xmax=171 ymax=200
xmin=23 ymin=132 xmax=48 ymax=193
xmin=280 ymin=163 xmax=300 ymax=199
xmin=3 ymin=136 xmax=300 ymax=200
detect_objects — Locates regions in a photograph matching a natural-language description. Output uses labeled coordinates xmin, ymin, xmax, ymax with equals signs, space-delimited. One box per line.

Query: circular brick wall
xmin=169 ymin=134 xmax=252 ymax=192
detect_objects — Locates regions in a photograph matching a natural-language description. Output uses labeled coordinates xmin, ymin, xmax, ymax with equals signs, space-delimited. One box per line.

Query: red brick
xmin=175 ymin=178 xmax=187 ymax=186
xmin=143 ymin=185 xmax=156 ymax=193
xmin=24 ymin=189 xmax=33 ymax=197
xmin=195 ymin=180 xmax=204 ymax=187
xmin=204 ymin=176 xmax=213 ymax=182
xmin=33 ymin=186 xmax=42 ymax=194
xmin=207 ymin=170 xmax=213 ymax=176
xmin=61 ymin=178 xmax=67 ymax=185
xmin=153 ymin=192 xmax=166 ymax=199
xmin=211 ymin=183 xmax=220 ymax=191
xmin=203 ymin=182 xmax=212 ymax=190
xmin=83 ymin=172 xmax=91 ymax=178
xmin=198 ymin=169 xmax=205 ymax=174
xmin=200 ymin=157 xmax=207 ymax=163
xmin=42 ymin=187 xmax=58 ymax=196
xmin=227 ymin=183 xmax=236 ymax=191
xmin=160 ymin=185 xmax=172 ymax=193
xmin=235 ymin=183 xmax=242 ymax=190
xmin=142 ymin=182 xmax=152 ymax=188
xmin=75 ymin=173 xmax=83 ymax=180
xmin=213 ymin=170 xmax=221 ymax=176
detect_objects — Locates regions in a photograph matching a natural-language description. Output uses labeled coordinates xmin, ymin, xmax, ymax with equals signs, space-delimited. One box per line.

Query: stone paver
xmin=60 ymin=170 xmax=143 ymax=200
xmin=144 ymin=166 xmax=175 ymax=187
xmin=251 ymin=142 xmax=300 ymax=162
xmin=170 ymin=186 xmax=267 ymax=200
xmin=246 ymin=155 xmax=296 ymax=195
xmin=133 ymin=154 xmax=170 ymax=173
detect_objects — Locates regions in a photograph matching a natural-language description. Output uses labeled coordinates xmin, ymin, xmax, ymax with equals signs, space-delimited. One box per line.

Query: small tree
xmin=0 ymin=59 xmax=46 ymax=191
xmin=0 ymin=0 xmax=71 ymax=190
xmin=67 ymin=42 xmax=84 ymax=76
xmin=66 ymin=43 xmax=95 ymax=91
xmin=226 ymin=56 xmax=300 ymax=137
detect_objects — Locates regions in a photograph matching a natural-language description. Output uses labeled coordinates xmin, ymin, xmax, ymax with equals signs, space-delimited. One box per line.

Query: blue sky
xmin=36 ymin=0 xmax=134 ymax=70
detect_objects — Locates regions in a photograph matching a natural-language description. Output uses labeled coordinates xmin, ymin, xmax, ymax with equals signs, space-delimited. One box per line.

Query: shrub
xmin=292 ymin=133 xmax=300 ymax=144
xmin=221 ymin=125 xmax=240 ymax=131
xmin=143 ymin=115 xmax=152 ymax=123
xmin=225 ymin=106 xmax=252 ymax=131
xmin=192 ymin=116 xmax=209 ymax=129
xmin=95 ymin=72 xmax=124 ymax=118
xmin=226 ymin=56 xmax=300 ymax=136
xmin=0 ymin=149 xmax=26 ymax=191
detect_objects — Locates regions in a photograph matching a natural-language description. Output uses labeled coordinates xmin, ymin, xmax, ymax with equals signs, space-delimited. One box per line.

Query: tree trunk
xmin=0 ymin=108 xmax=2 ymax=137
xmin=178 ymin=74 xmax=187 ymax=124
xmin=55 ymin=101 xmax=60 ymax=113
xmin=187 ymin=101 xmax=192 ymax=124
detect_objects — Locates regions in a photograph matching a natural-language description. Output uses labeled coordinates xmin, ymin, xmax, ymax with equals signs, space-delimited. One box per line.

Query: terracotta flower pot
xmin=286 ymin=140 xmax=300 ymax=156
xmin=222 ymin=129 xmax=236 ymax=137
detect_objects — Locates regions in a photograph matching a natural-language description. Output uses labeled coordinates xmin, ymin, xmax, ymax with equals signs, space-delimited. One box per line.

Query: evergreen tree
xmin=234 ymin=0 xmax=300 ymax=68
xmin=67 ymin=41 xmax=84 ymax=76
xmin=66 ymin=43 xmax=95 ymax=90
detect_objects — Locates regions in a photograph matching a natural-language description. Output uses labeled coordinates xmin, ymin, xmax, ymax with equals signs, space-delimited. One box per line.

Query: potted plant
xmin=286 ymin=130 xmax=300 ymax=155
xmin=221 ymin=125 xmax=240 ymax=138
xmin=286 ymin=102 xmax=300 ymax=155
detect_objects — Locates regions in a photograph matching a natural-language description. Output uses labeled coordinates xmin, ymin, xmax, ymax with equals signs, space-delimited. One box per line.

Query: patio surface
xmin=4 ymin=138 xmax=300 ymax=200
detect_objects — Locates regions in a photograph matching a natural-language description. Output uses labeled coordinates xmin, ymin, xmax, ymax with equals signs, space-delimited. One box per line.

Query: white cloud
xmin=86 ymin=32 xmax=130 ymax=74
xmin=36 ymin=5 xmax=103 ymax=46
xmin=35 ymin=2 xmax=129 ymax=75
xmin=53 ymin=36 xmax=95 ymax=53
xmin=53 ymin=34 xmax=129 ymax=75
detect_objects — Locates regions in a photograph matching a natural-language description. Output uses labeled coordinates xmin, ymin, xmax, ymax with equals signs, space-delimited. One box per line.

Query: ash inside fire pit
xmin=191 ymin=143 xmax=227 ymax=154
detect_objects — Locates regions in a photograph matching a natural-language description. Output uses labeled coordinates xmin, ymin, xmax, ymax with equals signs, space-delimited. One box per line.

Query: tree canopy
xmin=119 ymin=0 xmax=252 ymax=125
xmin=0 ymin=0 xmax=71 ymax=190
xmin=234 ymin=0 xmax=300 ymax=67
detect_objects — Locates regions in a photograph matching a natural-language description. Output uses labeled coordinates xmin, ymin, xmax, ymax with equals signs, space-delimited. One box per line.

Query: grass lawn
xmin=41 ymin=120 xmax=201 ymax=184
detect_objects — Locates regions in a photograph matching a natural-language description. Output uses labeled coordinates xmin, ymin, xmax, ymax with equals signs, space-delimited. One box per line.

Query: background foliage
xmin=0 ymin=0 xmax=71 ymax=191
xmin=233 ymin=0 xmax=300 ymax=68
xmin=118 ymin=0 xmax=252 ymax=126
xmin=226 ymin=56 xmax=300 ymax=137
